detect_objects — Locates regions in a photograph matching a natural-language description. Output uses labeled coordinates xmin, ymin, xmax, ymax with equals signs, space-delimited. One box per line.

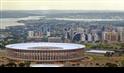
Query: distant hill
xmin=1 ymin=10 xmax=124 ymax=19
xmin=0 ymin=10 xmax=40 ymax=18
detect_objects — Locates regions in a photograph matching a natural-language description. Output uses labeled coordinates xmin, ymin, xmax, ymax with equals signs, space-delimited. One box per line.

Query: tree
xmin=18 ymin=63 xmax=25 ymax=67
xmin=121 ymin=60 xmax=124 ymax=67
xmin=0 ymin=41 xmax=6 ymax=49
xmin=0 ymin=64 xmax=5 ymax=67
xmin=85 ymin=43 xmax=94 ymax=49
xmin=105 ymin=63 xmax=118 ymax=67
xmin=24 ymin=61 xmax=31 ymax=67
xmin=6 ymin=62 xmax=17 ymax=67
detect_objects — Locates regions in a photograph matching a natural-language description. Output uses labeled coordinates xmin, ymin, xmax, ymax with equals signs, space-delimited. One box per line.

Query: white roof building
xmin=86 ymin=50 xmax=115 ymax=54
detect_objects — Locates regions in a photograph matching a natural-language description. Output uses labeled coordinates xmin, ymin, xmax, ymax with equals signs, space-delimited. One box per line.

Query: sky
xmin=1 ymin=0 xmax=124 ymax=10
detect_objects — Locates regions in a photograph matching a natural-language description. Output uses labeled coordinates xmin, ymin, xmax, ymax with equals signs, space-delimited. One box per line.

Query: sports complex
xmin=6 ymin=42 xmax=85 ymax=64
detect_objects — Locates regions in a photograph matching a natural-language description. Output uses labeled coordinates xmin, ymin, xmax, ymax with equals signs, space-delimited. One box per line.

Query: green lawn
xmin=84 ymin=54 xmax=124 ymax=64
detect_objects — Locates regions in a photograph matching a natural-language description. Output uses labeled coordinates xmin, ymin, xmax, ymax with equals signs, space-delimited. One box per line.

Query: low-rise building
xmin=48 ymin=37 xmax=63 ymax=43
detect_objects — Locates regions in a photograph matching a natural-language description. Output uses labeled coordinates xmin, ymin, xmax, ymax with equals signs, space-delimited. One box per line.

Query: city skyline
xmin=1 ymin=0 xmax=124 ymax=11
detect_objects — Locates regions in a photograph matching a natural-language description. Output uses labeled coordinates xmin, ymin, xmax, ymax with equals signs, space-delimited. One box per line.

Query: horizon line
xmin=1 ymin=9 xmax=124 ymax=11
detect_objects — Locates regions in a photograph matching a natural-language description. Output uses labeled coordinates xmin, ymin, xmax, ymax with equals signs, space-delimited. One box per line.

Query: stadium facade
xmin=6 ymin=42 xmax=85 ymax=63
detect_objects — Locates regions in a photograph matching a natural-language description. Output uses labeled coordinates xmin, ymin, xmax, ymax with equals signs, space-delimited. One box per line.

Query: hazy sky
xmin=1 ymin=0 xmax=124 ymax=10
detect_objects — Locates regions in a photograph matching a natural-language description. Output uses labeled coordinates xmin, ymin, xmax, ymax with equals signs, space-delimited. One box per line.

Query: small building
xmin=48 ymin=37 xmax=63 ymax=43
xmin=85 ymin=50 xmax=115 ymax=56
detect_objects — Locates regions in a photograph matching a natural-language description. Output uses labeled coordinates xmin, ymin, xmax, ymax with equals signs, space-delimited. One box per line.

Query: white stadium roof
xmin=6 ymin=42 xmax=85 ymax=50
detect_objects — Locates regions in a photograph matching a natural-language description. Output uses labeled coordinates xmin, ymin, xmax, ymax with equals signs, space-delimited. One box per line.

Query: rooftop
xmin=86 ymin=50 xmax=115 ymax=54
xmin=6 ymin=42 xmax=85 ymax=50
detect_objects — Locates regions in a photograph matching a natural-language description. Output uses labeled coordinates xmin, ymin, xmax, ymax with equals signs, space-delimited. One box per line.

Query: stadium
xmin=6 ymin=42 xmax=85 ymax=63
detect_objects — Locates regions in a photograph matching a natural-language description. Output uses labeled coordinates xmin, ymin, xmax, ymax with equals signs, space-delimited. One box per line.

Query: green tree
xmin=0 ymin=64 xmax=5 ymax=67
xmin=18 ymin=63 xmax=25 ymax=67
xmin=24 ymin=61 xmax=31 ymax=67
xmin=6 ymin=62 xmax=17 ymax=67
xmin=121 ymin=60 xmax=124 ymax=67
xmin=105 ymin=63 xmax=118 ymax=67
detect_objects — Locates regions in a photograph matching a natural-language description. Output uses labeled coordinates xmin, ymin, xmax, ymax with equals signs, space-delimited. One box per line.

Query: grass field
xmin=82 ymin=53 xmax=124 ymax=67
xmin=86 ymin=54 xmax=124 ymax=61
xmin=0 ymin=50 xmax=6 ymax=57
xmin=0 ymin=50 xmax=8 ymax=64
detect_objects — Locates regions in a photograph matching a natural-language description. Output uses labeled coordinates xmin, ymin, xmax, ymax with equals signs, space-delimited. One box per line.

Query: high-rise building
xmin=64 ymin=28 xmax=72 ymax=41
xmin=87 ymin=33 xmax=92 ymax=42
xmin=102 ymin=31 xmax=118 ymax=43
xmin=120 ymin=32 xmax=124 ymax=42
xmin=77 ymin=27 xmax=84 ymax=33
xmin=46 ymin=28 xmax=51 ymax=37
xmin=28 ymin=31 xmax=43 ymax=39
xmin=116 ymin=27 xmax=124 ymax=42
xmin=81 ymin=33 xmax=86 ymax=42
xmin=47 ymin=31 xmax=51 ymax=37
xmin=72 ymin=33 xmax=81 ymax=42
xmin=91 ymin=29 xmax=100 ymax=42
xmin=92 ymin=33 xmax=99 ymax=42
xmin=28 ymin=31 xmax=34 ymax=38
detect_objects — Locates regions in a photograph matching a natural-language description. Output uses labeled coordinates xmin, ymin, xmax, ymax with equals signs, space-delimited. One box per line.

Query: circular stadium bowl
xmin=6 ymin=42 xmax=85 ymax=63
